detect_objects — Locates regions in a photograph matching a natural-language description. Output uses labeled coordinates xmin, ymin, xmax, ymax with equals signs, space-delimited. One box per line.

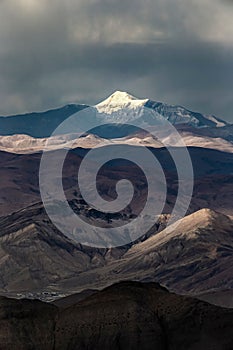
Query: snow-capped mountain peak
xmin=95 ymin=90 xmax=228 ymax=129
xmin=0 ymin=91 xmax=229 ymax=141
xmin=96 ymin=90 xmax=149 ymax=114
xmin=104 ymin=90 xmax=139 ymax=101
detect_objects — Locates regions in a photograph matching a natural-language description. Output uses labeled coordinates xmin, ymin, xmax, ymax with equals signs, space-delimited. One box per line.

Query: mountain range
xmin=0 ymin=91 xmax=232 ymax=348
xmin=0 ymin=91 xmax=232 ymax=156
xmin=0 ymin=91 xmax=230 ymax=136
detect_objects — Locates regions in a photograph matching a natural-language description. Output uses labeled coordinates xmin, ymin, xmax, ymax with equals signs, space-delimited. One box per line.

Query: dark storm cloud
xmin=0 ymin=0 xmax=232 ymax=121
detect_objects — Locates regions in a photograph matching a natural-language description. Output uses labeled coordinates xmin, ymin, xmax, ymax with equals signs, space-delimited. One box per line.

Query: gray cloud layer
xmin=0 ymin=0 xmax=232 ymax=121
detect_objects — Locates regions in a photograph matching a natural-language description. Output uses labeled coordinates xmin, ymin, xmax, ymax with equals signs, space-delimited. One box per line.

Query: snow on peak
xmin=107 ymin=91 xmax=139 ymax=102
xmin=96 ymin=90 xmax=148 ymax=114
xmin=94 ymin=90 xmax=228 ymax=128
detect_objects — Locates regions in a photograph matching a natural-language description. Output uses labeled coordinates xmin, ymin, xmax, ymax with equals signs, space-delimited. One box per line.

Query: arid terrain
xmin=0 ymin=92 xmax=232 ymax=348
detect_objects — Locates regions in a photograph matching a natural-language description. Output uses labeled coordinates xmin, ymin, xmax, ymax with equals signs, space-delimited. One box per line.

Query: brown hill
xmin=0 ymin=207 xmax=233 ymax=303
xmin=101 ymin=209 xmax=233 ymax=295
xmin=0 ymin=146 xmax=233 ymax=217
xmin=1 ymin=281 xmax=233 ymax=350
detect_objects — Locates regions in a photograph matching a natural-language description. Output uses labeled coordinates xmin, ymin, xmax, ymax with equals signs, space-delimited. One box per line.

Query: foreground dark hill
xmin=0 ymin=281 xmax=233 ymax=350
xmin=0 ymin=296 xmax=56 ymax=350
xmin=55 ymin=281 xmax=233 ymax=350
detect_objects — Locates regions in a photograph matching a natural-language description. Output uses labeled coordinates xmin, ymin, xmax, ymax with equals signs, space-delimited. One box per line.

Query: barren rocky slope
xmin=48 ymin=209 xmax=233 ymax=299
xmin=0 ymin=207 xmax=233 ymax=302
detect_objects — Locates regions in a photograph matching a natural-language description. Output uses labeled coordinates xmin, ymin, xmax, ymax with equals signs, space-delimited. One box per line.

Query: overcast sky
xmin=0 ymin=0 xmax=232 ymax=121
